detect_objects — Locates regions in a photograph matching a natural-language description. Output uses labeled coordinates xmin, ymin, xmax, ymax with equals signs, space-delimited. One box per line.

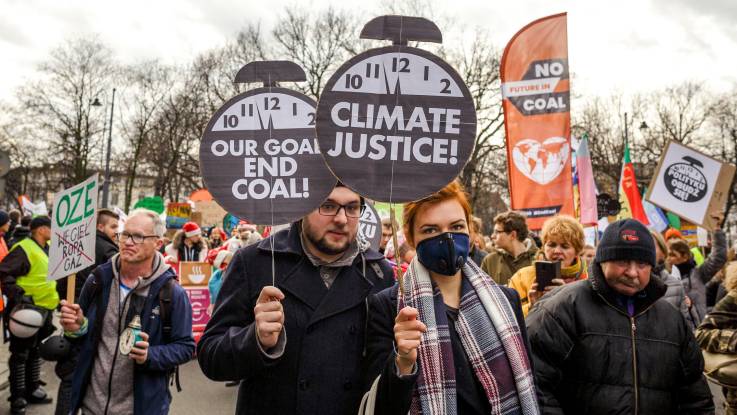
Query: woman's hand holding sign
xmin=394 ymin=306 xmax=427 ymax=375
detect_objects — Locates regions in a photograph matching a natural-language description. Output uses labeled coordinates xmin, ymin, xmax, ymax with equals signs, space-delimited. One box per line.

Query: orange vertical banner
xmin=501 ymin=13 xmax=574 ymax=230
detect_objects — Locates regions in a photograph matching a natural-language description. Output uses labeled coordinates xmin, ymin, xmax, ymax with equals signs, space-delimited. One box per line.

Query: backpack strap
xmin=158 ymin=278 xmax=182 ymax=392
xmin=159 ymin=278 xmax=174 ymax=343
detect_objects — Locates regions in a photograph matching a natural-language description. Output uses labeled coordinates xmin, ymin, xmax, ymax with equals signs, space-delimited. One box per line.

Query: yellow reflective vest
xmin=9 ymin=238 xmax=58 ymax=310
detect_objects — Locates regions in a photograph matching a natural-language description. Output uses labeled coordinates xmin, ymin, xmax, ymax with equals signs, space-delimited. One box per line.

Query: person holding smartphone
xmin=508 ymin=215 xmax=588 ymax=317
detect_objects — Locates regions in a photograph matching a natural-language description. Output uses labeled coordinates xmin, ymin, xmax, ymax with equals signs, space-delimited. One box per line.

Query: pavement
xmin=0 ymin=313 xmax=725 ymax=414
xmin=0 ymin=313 xmax=238 ymax=415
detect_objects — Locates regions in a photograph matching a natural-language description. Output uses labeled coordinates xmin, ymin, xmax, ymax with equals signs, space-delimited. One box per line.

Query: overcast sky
xmin=1 ymin=0 xmax=736 ymax=103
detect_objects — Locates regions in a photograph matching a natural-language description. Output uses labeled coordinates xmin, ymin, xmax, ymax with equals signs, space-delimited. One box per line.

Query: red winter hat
xmin=183 ymin=222 xmax=201 ymax=238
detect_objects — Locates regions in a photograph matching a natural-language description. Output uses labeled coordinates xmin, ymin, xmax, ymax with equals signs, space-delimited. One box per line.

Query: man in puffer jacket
xmin=668 ymin=212 xmax=727 ymax=326
xmin=527 ymin=219 xmax=713 ymax=414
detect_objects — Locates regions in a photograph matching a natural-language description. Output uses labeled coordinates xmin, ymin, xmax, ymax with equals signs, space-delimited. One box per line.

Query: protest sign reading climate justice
xmin=200 ymin=61 xmax=337 ymax=224
xmin=316 ymin=16 xmax=476 ymax=203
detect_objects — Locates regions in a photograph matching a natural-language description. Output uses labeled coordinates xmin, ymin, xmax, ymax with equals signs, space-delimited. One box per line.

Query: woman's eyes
xmin=421 ymin=227 xmax=437 ymax=234
xmin=452 ymin=224 xmax=465 ymax=231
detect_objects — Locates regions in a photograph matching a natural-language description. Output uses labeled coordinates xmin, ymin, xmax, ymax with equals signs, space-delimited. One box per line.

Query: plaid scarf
xmin=398 ymin=258 xmax=539 ymax=415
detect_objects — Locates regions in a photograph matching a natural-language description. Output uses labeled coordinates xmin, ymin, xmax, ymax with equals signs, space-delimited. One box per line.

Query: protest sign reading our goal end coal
xmin=48 ymin=174 xmax=98 ymax=281
xmin=316 ymin=16 xmax=477 ymax=203
xmin=645 ymin=140 xmax=736 ymax=230
xmin=200 ymin=61 xmax=337 ymax=224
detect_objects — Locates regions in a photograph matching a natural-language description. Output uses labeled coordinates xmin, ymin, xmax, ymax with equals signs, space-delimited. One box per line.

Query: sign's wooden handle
xmin=390 ymin=206 xmax=404 ymax=296
xmin=67 ymin=274 xmax=76 ymax=303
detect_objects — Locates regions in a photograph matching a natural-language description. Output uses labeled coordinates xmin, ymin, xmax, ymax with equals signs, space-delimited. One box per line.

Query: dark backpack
xmin=88 ymin=270 xmax=182 ymax=392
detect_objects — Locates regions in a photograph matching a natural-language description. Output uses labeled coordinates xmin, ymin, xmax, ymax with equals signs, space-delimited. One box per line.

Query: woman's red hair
xmin=402 ymin=180 xmax=474 ymax=247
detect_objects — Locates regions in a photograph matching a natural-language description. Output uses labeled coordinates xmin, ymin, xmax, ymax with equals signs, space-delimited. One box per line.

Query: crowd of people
xmin=0 ymin=179 xmax=735 ymax=413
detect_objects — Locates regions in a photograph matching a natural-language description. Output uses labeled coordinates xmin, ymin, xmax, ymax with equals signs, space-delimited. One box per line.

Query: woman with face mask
xmin=508 ymin=216 xmax=587 ymax=317
xmin=363 ymin=181 xmax=539 ymax=415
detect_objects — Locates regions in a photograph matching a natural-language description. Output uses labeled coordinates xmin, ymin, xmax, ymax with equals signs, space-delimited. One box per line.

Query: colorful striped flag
xmin=576 ymin=135 xmax=598 ymax=225
xmin=616 ymin=141 xmax=649 ymax=225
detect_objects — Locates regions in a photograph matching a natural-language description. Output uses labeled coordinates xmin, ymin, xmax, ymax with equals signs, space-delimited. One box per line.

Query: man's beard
xmin=303 ymin=221 xmax=353 ymax=256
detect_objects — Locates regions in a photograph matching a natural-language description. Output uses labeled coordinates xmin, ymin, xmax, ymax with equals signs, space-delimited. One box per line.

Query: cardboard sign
xmin=645 ymin=140 xmax=736 ymax=230
xmin=19 ymin=195 xmax=48 ymax=217
xmin=166 ymin=202 xmax=192 ymax=229
xmin=200 ymin=61 xmax=337 ymax=224
xmin=185 ymin=287 xmax=211 ymax=331
xmin=359 ymin=203 xmax=382 ymax=251
xmin=194 ymin=200 xmax=228 ymax=228
xmin=315 ymin=16 xmax=476 ymax=203
xmin=48 ymin=174 xmax=98 ymax=281
xmin=179 ymin=261 xmax=212 ymax=286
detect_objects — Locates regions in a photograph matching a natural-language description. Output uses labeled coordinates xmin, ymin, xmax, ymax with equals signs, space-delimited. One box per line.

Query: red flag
xmin=617 ymin=142 xmax=649 ymax=225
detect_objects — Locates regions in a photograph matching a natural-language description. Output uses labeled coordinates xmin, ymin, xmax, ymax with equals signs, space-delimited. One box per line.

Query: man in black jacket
xmin=197 ymin=184 xmax=394 ymax=415
xmin=527 ymin=219 xmax=713 ymax=414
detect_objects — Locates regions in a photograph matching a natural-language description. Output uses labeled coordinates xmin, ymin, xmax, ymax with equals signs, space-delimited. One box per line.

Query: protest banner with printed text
xmin=48 ymin=174 xmax=98 ymax=281
xmin=501 ymin=13 xmax=574 ymax=230
xmin=315 ymin=16 xmax=476 ymax=203
xmin=200 ymin=61 xmax=337 ymax=224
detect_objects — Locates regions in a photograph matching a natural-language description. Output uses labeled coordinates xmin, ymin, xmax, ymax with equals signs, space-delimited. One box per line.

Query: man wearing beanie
xmin=527 ymin=218 xmax=713 ymax=414
xmin=0 ymin=216 xmax=58 ymax=414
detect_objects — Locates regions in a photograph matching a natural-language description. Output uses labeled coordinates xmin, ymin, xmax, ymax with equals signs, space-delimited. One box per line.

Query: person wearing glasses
xmin=197 ymin=183 xmax=393 ymax=415
xmin=480 ymin=211 xmax=537 ymax=286
xmin=59 ymin=209 xmax=195 ymax=415
xmin=55 ymin=208 xmax=120 ymax=415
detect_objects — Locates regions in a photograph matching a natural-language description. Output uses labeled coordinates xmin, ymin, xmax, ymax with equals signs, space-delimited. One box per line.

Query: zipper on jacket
xmin=596 ymin=293 xmax=656 ymax=415
xmin=630 ymin=316 xmax=638 ymax=415
xmin=104 ymin=282 xmax=136 ymax=415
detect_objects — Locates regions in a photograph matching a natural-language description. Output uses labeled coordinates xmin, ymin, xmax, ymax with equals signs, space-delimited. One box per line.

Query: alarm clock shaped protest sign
xmin=316 ymin=16 xmax=477 ymax=203
xmin=200 ymin=61 xmax=337 ymax=224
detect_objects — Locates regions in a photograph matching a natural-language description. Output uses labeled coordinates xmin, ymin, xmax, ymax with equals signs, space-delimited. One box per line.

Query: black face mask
xmin=415 ymin=232 xmax=470 ymax=276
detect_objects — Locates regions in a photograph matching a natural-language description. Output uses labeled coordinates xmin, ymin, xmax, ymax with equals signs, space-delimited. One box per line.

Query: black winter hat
xmin=30 ymin=216 xmax=51 ymax=231
xmin=596 ymin=219 xmax=656 ymax=267
xmin=0 ymin=210 xmax=8 ymax=227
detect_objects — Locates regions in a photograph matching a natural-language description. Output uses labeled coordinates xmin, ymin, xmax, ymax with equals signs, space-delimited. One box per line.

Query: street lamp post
xmin=102 ymin=88 xmax=116 ymax=208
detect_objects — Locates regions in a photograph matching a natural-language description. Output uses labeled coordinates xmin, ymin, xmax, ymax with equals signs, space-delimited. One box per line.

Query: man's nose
xmin=333 ymin=208 xmax=348 ymax=224
xmin=623 ymin=261 xmax=639 ymax=276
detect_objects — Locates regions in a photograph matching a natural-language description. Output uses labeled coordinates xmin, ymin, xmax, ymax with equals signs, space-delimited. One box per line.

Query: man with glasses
xmin=60 ymin=209 xmax=194 ymax=415
xmin=55 ymin=208 xmax=120 ymax=415
xmin=480 ymin=211 xmax=537 ymax=285
xmin=198 ymin=183 xmax=393 ymax=415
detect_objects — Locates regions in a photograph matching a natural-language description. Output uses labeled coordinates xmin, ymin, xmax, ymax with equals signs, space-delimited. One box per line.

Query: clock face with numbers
xmin=359 ymin=202 xmax=382 ymax=251
xmin=200 ymin=87 xmax=337 ymax=224
xmin=316 ymin=46 xmax=476 ymax=203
